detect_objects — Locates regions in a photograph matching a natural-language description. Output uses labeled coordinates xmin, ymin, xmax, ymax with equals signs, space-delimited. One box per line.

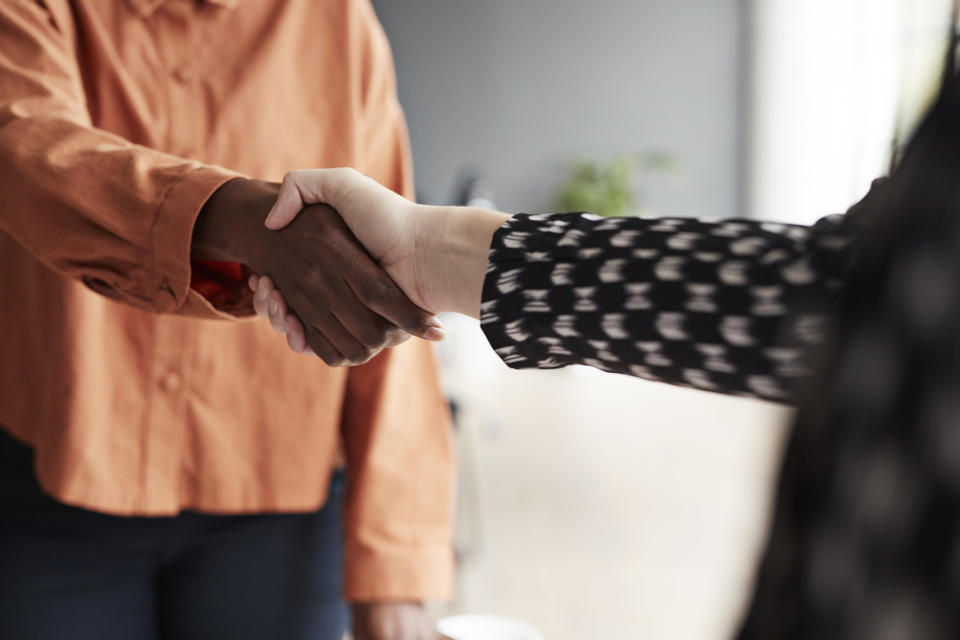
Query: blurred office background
xmin=370 ymin=1 xmax=954 ymax=638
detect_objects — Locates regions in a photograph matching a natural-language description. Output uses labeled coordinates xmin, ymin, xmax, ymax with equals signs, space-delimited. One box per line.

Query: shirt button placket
xmin=172 ymin=66 xmax=196 ymax=85
xmin=158 ymin=0 xmax=203 ymax=156
xmin=160 ymin=371 xmax=182 ymax=393
xmin=143 ymin=320 xmax=192 ymax=513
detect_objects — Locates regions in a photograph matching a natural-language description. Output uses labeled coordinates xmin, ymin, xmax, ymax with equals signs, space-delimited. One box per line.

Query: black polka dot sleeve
xmin=479 ymin=212 xmax=854 ymax=402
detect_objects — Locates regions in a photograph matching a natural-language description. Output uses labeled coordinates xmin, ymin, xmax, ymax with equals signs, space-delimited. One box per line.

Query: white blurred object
xmin=438 ymin=614 xmax=545 ymax=640
xmin=746 ymin=0 xmax=951 ymax=224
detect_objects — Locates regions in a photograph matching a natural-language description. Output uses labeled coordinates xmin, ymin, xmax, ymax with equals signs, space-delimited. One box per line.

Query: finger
xmin=267 ymin=290 xmax=289 ymax=334
xmin=255 ymin=275 xmax=281 ymax=320
xmin=348 ymin=270 xmax=446 ymax=342
xmin=330 ymin=295 xmax=407 ymax=354
xmin=248 ymin=274 xmax=259 ymax=293
xmin=264 ymin=171 xmax=307 ymax=230
xmin=310 ymin=310 xmax=376 ymax=366
xmin=286 ymin=292 xmax=362 ymax=365
xmin=303 ymin=200 xmax=443 ymax=340
xmin=383 ymin=328 xmax=412 ymax=349
xmin=253 ymin=279 xmax=271 ymax=319
xmin=302 ymin=321 xmax=350 ymax=367
xmin=265 ymin=168 xmax=366 ymax=229
xmin=258 ymin=275 xmax=277 ymax=293
xmin=285 ymin=314 xmax=308 ymax=353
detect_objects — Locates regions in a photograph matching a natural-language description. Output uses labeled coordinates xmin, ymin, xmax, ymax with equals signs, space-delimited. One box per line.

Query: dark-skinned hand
xmin=193 ymin=178 xmax=444 ymax=366
xmin=351 ymin=601 xmax=444 ymax=640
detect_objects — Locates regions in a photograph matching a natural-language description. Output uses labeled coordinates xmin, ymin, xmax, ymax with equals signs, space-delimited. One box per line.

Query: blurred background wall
xmin=372 ymin=0 xmax=745 ymax=218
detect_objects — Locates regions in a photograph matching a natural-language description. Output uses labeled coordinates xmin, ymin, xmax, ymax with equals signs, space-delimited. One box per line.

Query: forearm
xmin=0 ymin=117 xmax=241 ymax=313
xmin=0 ymin=3 xmax=246 ymax=315
xmin=477 ymin=212 xmax=853 ymax=402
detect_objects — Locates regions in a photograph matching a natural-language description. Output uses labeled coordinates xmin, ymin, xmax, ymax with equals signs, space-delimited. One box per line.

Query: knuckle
xmin=346 ymin=345 xmax=374 ymax=365
xmin=359 ymin=279 xmax=392 ymax=306
xmin=358 ymin=325 xmax=389 ymax=349
xmin=384 ymin=328 xmax=409 ymax=347
xmin=304 ymin=269 xmax=329 ymax=292
xmin=323 ymin=229 xmax=350 ymax=255
xmin=286 ymin=335 xmax=302 ymax=352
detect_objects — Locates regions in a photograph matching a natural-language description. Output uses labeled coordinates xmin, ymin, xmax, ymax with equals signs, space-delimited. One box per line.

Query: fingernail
xmin=424 ymin=326 xmax=446 ymax=341
xmin=269 ymin=300 xmax=278 ymax=315
xmin=264 ymin=205 xmax=277 ymax=227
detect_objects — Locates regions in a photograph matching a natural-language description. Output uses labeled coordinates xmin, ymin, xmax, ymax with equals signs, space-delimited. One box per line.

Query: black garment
xmin=481 ymin=210 xmax=854 ymax=401
xmin=478 ymin=75 xmax=960 ymax=637
xmin=0 ymin=430 xmax=348 ymax=640
xmin=739 ymin=73 xmax=960 ymax=640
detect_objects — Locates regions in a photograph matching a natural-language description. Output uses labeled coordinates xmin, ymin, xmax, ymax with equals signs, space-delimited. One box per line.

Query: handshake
xmin=194 ymin=168 xmax=510 ymax=365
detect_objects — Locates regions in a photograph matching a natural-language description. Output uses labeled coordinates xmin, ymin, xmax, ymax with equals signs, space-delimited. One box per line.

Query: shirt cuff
xmin=150 ymin=164 xmax=245 ymax=315
xmin=344 ymin=541 xmax=454 ymax=601
xmin=480 ymin=213 xmax=580 ymax=368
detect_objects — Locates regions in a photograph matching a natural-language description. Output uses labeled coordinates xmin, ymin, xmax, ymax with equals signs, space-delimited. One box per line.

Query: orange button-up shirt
xmin=0 ymin=0 xmax=453 ymax=601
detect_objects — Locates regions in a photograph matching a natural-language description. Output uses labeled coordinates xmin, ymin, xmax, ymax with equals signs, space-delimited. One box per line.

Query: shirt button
xmin=160 ymin=372 xmax=182 ymax=393
xmin=172 ymin=67 xmax=195 ymax=83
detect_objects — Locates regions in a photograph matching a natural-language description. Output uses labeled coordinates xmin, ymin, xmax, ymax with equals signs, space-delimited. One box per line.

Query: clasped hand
xmin=194 ymin=173 xmax=447 ymax=367
xmin=249 ymin=168 xmax=508 ymax=360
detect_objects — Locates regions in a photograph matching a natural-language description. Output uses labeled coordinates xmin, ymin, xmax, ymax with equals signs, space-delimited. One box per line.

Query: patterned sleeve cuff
xmin=480 ymin=213 xmax=592 ymax=369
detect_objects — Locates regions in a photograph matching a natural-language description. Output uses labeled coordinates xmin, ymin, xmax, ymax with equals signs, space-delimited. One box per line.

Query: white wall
xmin=432 ymin=314 xmax=791 ymax=640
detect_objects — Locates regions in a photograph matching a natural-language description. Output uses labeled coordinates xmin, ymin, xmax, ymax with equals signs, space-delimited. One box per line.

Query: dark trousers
xmin=0 ymin=429 xmax=348 ymax=640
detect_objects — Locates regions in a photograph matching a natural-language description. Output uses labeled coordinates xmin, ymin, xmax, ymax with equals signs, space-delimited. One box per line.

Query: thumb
xmin=265 ymin=168 xmax=367 ymax=230
xmin=264 ymin=171 xmax=309 ymax=230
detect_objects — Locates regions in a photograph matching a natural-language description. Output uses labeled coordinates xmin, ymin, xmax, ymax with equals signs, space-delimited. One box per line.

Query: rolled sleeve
xmin=344 ymin=536 xmax=454 ymax=601
xmin=151 ymin=168 xmax=245 ymax=314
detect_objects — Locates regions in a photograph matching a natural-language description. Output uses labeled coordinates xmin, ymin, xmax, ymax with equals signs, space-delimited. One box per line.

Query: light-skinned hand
xmin=251 ymin=168 xmax=510 ymax=352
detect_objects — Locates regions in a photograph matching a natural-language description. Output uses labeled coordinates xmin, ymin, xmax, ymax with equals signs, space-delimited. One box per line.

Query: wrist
xmin=192 ymin=177 xmax=279 ymax=268
xmin=419 ymin=205 xmax=510 ymax=318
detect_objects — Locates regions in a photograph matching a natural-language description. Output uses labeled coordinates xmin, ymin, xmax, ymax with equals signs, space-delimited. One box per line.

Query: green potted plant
xmin=555 ymin=150 xmax=679 ymax=218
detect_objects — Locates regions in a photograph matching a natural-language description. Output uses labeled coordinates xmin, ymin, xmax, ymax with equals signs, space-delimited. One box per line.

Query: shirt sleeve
xmin=0 ymin=1 xmax=244 ymax=317
xmin=339 ymin=341 xmax=455 ymax=602
xmin=480 ymin=212 xmax=854 ymax=402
